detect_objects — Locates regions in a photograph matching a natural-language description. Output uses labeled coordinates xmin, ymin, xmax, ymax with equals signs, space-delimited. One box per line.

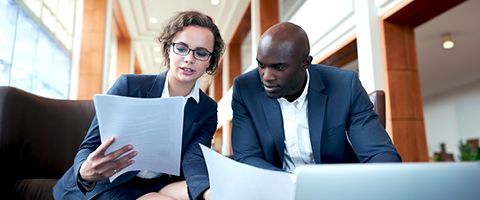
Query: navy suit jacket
xmin=231 ymin=64 xmax=401 ymax=171
xmin=53 ymin=72 xmax=216 ymax=200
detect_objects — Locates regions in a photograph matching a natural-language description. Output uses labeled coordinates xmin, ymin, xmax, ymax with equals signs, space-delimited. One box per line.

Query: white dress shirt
xmin=136 ymin=72 xmax=200 ymax=179
xmin=277 ymin=69 xmax=315 ymax=172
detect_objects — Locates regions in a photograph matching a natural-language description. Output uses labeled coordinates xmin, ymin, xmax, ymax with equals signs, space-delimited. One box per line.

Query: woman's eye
xmin=196 ymin=50 xmax=209 ymax=57
xmin=176 ymin=47 xmax=188 ymax=53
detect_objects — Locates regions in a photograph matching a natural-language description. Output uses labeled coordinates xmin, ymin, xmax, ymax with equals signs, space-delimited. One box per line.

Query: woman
xmin=53 ymin=11 xmax=224 ymax=200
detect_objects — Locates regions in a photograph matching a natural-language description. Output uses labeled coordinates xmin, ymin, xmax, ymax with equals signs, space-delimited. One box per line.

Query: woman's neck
xmin=167 ymin=75 xmax=194 ymax=97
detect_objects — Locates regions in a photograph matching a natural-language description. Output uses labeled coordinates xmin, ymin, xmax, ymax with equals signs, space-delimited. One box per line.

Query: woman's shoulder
xmin=110 ymin=74 xmax=165 ymax=97
xmin=119 ymin=74 xmax=160 ymax=83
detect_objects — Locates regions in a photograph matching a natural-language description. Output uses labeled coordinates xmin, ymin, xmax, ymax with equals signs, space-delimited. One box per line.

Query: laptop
xmin=294 ymin=162 xmax=480 ymax=200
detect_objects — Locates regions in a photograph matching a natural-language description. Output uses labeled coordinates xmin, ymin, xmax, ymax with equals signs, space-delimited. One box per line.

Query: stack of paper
xmin=93 ymin=94 xmax=187 ymax=182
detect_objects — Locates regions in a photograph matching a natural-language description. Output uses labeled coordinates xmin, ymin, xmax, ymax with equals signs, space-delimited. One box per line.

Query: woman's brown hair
xmin=157 ymin=11 xmax=225 ymax=75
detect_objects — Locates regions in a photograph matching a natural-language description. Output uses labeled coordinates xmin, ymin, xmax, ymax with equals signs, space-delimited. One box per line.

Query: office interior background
xmin=1 ymin=0 xmax=479 ymax=162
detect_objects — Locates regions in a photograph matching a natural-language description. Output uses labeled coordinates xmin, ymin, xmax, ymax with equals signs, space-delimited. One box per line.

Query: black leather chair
xmin=0 ymin=86 xmax=95 ymax=199
xmin=369 ymin=90 xmax=386 ymax=128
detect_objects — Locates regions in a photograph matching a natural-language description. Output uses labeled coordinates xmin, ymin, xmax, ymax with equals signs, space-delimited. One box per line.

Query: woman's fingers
xmin=101 ymin=143 xmax=134 ymax=163
xmin=90 ymin=137 xmax=116 ymax=159
xmin=80 ymin=137 xmax=137 ymax=181
xmin=108 ymin=150 xmax=138 ymax=175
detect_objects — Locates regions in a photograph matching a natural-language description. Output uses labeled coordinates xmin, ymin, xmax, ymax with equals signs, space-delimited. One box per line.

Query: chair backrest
xmin=368 ymin=90 xmax=386 ymax=128
xmin=0 ymin=86 xmax=95 ymax=180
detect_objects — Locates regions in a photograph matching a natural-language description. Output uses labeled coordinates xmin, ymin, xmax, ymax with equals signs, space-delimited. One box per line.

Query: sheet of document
xmin=93 ymin=94 xmax=187 ymax=182
xmin=200 ymin=144 xmax=294 ymax=200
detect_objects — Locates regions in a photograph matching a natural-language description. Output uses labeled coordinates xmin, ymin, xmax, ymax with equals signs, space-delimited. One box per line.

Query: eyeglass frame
xmin=170 ymin=42 xmax=213 ymax=61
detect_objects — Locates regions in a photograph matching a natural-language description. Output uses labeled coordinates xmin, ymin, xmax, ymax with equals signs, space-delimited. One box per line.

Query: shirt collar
xmin=277 ymin=69 xmax=310 ymax=109
xmin=162 ymin=73 xmax=200 ymax=103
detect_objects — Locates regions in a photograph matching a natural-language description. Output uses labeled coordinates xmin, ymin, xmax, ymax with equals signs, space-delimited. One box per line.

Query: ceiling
xmin=118 ymin=0 xmax=479 ymax=99
xmin=415 ymin=0 xmax=480 ymax=98
xmin=118 ymin=0 xmax=249 ymax=74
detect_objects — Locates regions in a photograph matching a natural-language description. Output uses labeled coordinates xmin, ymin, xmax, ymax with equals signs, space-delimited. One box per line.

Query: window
xmin=0 ymin=0 xmax=74 ymax=99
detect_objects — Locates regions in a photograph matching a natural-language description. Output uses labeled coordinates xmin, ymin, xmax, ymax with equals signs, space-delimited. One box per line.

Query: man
xmin=231 ymin=22 xmax=401 ymax=172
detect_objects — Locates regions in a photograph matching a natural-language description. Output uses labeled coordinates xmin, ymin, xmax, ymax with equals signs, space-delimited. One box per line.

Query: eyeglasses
xmin=171 ymin=42 xmax=212 ymax=61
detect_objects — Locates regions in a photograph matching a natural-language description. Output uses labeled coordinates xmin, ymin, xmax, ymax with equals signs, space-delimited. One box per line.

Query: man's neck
xmin=283 ymin=73 xmax=307 ymax=102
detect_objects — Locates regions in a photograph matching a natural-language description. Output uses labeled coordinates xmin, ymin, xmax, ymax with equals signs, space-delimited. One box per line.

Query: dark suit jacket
xmin=231 ymin=64 xmax=401 ymax=171
xmin=53 ymin=72 xmax=216 ymax=200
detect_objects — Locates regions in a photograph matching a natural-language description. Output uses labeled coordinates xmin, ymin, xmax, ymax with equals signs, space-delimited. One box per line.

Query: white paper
xmin=200 ymin=144 xmax=294 ymax=200
xmin=93 ymin=94 xmax=187 ymax=182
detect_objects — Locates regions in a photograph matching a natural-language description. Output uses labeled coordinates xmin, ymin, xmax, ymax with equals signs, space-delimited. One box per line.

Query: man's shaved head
xmin=256 ymin=22 xmax=312 ymax=101
xmin=258 ymin=22 xmax=310 ymax=62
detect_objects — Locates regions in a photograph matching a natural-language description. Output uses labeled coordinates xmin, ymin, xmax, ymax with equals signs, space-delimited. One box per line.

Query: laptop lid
xmin=294 ymin=162 xmax=480 ymax=200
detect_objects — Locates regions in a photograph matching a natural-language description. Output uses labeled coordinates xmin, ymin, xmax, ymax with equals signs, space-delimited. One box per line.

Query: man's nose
xmin=262 ymin=68 xmax=275 ymax=81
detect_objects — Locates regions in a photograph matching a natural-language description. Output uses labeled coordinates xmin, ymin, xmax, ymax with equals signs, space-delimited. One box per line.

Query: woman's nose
xmin=183 ymin=51 xmax=195 ymax=63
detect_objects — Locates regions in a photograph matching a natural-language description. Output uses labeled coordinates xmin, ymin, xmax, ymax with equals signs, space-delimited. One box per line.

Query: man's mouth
xmin=263 ymin=84 xmax=279 ymax=92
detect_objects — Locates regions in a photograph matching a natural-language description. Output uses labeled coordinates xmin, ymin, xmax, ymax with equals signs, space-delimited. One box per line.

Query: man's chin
xmin=265 ymin=91 xmax=281 ymax=99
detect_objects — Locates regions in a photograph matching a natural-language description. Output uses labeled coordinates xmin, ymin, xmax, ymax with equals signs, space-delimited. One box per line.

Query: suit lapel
xmin=146 ymin=72 xmax=167 ymax=98
xmin=307 ymin=67 xmax=326 ymax=163
xmin=182 ymin=97 xmax=200 ymax=142
xmin=262 ymin=95 xmax=285 ymax=164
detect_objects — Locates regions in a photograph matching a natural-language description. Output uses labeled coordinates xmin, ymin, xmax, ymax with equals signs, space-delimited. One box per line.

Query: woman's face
xmin=168 ymin=25 xmax=214 ymax=86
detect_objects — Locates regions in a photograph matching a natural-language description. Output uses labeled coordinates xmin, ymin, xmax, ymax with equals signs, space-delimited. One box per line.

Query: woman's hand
xmin=79 ymin=137 xmax=137 ymax=181
xmin=203 ymin=188 xmax=211 ymax=200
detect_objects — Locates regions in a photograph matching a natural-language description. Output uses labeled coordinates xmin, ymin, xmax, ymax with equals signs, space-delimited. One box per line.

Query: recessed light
xmin=210 ymin=0 xmax=220 ymax=6
xmin=149 ymin=17 xmax=158 ymax=24
xmin=442 ymin=33 xmax=454 ymax=49
xmin=153 ymin=46 xmax=161 ymax=52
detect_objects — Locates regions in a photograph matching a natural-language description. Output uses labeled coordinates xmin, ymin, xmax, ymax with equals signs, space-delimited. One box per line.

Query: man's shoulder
xmin=310 ymin=64 xmax=355 ymax=76
xmin=236 ymin=69 xmax=259 ymax=81
xmin=309 ymin=64 xmax=356 ymax=82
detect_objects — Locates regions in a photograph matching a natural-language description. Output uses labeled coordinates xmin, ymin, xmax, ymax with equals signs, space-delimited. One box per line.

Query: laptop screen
xmin=294 ymin=162 xmax=480 ymax=200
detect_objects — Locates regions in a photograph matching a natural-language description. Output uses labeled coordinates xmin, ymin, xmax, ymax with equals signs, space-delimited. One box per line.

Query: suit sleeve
xmin=231 ymin=79 xmax=281 ymax=171
xmin=182 ymin=103 xmax=217 ymax=200
xmin=346 ymin=73 xmax=402 ymax=162
xmin=73 ymin=75 xmax=130 ymax=193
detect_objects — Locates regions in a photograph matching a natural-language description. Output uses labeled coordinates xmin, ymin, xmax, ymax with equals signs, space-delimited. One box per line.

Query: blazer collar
xmin=261 ymin=65 xmax=328 ymax=164
xmin=306 ymin=65 xmax=327 ymax=163
xmin=146 ymin=71 xmax=167 ymax=98
xmin=262 ymin=95 xmax=285 ymax=164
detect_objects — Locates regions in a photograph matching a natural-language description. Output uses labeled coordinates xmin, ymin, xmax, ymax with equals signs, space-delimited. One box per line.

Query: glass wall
xmin=0 ymin=0 xmax=75 ymax=99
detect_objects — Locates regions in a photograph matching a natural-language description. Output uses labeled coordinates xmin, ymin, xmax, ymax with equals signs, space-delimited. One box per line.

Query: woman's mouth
xmin=180 ymin=67 xmax=195 ymax=74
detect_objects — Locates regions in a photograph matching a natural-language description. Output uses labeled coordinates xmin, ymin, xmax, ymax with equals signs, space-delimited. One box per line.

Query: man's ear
xmin=303 ymin=56 xmax=313 ymax=69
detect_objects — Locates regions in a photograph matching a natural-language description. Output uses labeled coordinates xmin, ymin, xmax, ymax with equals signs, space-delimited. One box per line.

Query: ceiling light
xmin=155 ymin=57 xmax=162 ymax=63
xmin=210 ymin=0 xmax=220 ymax=6
xmin=442 ymin=33 xmax=454 ymax=49
xmin=149 ymin=17 xmax=158 ymax=24
xmin=153 ymin=46 xmax=161 ymax=52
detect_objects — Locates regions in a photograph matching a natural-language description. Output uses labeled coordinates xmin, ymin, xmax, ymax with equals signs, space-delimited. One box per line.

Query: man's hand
xmin=79 ymin=137 xmax=137 ymax=181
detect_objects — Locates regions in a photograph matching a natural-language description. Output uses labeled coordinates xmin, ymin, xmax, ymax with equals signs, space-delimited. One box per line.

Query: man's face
xmin=256 ymin=47 xmax=307 ymax=99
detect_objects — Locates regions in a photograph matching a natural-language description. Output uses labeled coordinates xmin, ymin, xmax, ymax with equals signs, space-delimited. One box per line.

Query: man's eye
xmin=274 ymin=65 xmax=287 ymax=71
xmin=257 ymin=62 xmax=265 ymax=68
